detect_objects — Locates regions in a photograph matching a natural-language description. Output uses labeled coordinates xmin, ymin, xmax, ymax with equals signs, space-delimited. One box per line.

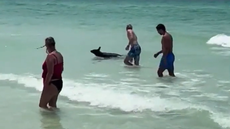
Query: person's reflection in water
xmin=40 ymin=110 xmax=64 ymax=129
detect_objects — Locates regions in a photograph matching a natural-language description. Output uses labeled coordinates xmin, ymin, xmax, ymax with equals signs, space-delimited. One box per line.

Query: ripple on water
xmin=85 ymin=73 xmax=109 ymax=78
xmin=218 ymin=80 xmax=230 ymax=84
xmin=212 ymin=51 xmax=230 ymax=56
xmin=120 ymin=78 xmax=146 ymax=82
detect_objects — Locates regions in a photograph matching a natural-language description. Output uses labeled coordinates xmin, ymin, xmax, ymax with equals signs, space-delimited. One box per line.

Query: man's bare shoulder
xmin=167 ymin=32 xmax=173 ymax=38
xmin=162 ymin=34 xmax=168 ymax=40
xmin=127 ymin=30 xmax=134 ymax=34
xmin=163 ymin=33 xmax=172 ymax=40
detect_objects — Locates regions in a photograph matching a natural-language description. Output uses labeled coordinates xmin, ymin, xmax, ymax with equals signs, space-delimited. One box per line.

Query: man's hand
xmin=154 ymin=53 xmax=159 ymax=58
xmin=154 ymin=50 xmax=162 ymax=58
xmin=125 ymin=45 xmax=129 ymax=50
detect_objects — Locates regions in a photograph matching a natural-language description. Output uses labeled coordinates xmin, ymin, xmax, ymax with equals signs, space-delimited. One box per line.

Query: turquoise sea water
xmin=0 ymin=0 xmax=230 ymax=129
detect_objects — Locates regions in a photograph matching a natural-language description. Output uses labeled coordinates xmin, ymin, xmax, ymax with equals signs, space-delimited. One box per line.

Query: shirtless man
xmin=124 ymin=24 xmax=141 ymax=66
xmin=154 ymin=24 xmax=175 ymax=77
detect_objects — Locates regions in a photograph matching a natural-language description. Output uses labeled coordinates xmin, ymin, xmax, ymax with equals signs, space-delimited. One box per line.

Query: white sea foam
xmin=0 ymin=73 xmax=229 ymax=128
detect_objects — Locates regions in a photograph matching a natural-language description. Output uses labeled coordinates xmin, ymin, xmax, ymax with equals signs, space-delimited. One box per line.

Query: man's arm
xmin=156 ymin=50 xmax=162 ymax=55
xmin=156 ymin=36 xmax=167 ymax=55
xmin=155 ymin=37 xmax=164 ymax=55
xmin=154 ymin=37 xmax=163 ymax=57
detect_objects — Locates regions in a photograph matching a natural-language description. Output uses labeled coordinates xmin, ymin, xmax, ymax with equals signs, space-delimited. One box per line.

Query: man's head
xmin=156 ymin=24 xmax=166 ymax=35
xmin=126 ymin=24 xmax=133 ymax=30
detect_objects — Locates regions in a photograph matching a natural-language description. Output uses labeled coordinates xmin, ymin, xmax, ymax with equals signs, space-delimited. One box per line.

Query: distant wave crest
xmin=206 ymin=34 xmax=230 ymax=48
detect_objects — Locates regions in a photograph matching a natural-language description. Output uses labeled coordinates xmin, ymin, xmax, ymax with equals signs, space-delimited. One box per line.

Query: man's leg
xmin=124 ymin=55 xmax=133 ymax=66
xmin=134 ymin=56 xmax=140 ymax=66
xmin=129 ymin=58 xmax=134 ymax=64
xmin=158 ymin=58 xmax=166 ymax=77
xmin=167 ymin=60 xmax=175 ymax=77
xmin=157 ymin=68 xmax=165 ymax=77
xmin=167 ymin=66 xmax=175 ymax=77
xmin=134 ymin=45 xmax=141 ymax=66
xmin=167 ymin=53 xmax=175 ymax=77
xmin=124 ymin=50 xmax=134 ymax=66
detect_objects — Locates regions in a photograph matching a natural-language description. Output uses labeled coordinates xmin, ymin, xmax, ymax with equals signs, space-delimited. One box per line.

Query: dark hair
xmin=126 ymin=24 xmax=133 ymax=30
xmin=156 ymin=24 xmax=166 ymax=31
xmin=45 ymin=37 xmax=56 ymax=47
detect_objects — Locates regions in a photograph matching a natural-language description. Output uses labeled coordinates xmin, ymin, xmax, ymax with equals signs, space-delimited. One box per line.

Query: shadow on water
xmin=123 ymin=65 xmax=142 ymax=71
xmin=155 ymin=73 xmax=188 ymax=85
xmin=156 ymin=76 xmax=179 ymax=84
xmin=123 ymin=64 xmax=154 ymax=71
xmin=40 ymin=110 xmax=64 ymax=129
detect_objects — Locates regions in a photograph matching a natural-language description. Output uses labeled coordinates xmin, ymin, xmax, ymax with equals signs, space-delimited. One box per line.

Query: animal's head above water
xmin=90 ymin=47 xmax=102 ymax=56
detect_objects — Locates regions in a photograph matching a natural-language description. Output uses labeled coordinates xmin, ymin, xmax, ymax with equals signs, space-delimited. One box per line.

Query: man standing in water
xmin=124 ymin=24 xmax=141 ymax=66
xmin=154 ymin=24 xmax=175 ymax=77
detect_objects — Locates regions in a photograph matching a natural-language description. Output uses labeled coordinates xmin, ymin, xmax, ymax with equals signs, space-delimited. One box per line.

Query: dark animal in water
xmin=90 ymin=47 xmax=122 ymax=58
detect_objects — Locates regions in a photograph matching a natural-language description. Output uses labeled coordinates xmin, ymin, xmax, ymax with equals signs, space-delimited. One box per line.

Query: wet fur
xmin=90 ymin=47 xmax=122 ymax=58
